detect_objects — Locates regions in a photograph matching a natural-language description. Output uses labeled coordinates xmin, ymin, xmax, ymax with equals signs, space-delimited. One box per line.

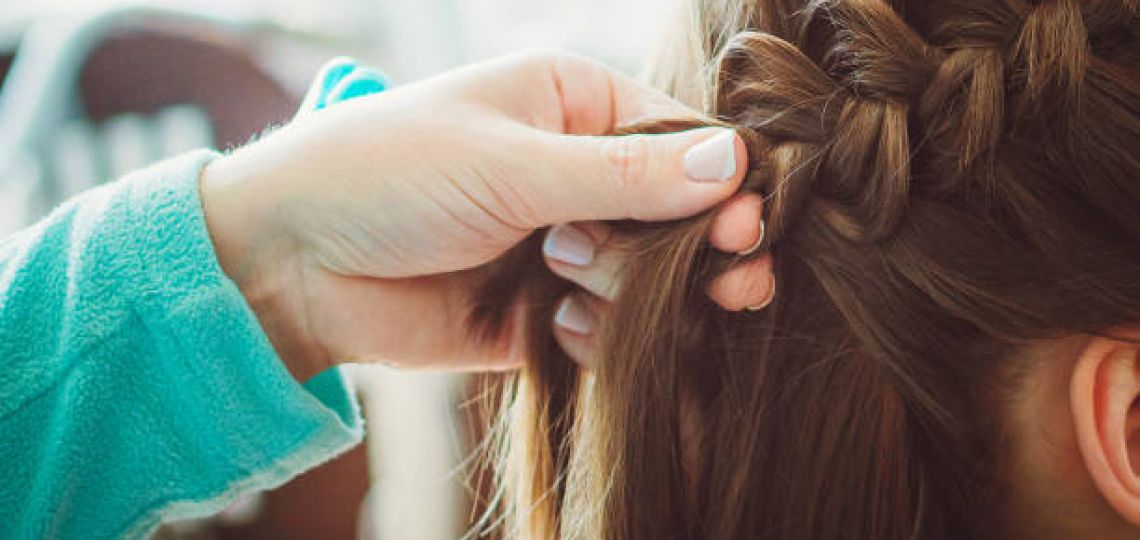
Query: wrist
xmin=199 ymin=150 xmax=332 ymax=382
xmin=199 ymin=152 xmax=265 ymax=287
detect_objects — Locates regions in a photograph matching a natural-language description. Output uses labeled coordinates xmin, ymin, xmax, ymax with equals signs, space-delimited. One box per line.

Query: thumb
xmin=532 ymin=127 xmax=748 ymax=224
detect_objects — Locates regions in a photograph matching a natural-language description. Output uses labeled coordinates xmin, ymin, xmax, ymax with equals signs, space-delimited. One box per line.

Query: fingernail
xmin=684 ymin=129 xmax=739 ymax=182
xmin=543 ymin=224 xmax=595 ymax=266
xmin=555 ymin=296 xmax=596 ymax=335
xmin=739 ymin=220 xmax=766 ymax=256
xmin=745 ymin=277 xmax=776 ymax=311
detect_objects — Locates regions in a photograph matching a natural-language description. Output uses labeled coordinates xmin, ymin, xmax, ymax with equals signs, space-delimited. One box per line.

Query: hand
xmin=200 ymin=52 xmax=774 ymax=380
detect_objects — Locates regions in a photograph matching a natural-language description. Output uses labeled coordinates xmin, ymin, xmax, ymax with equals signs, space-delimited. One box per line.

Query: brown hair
xmin=470 ymin=0 xmax=1140 ymax=538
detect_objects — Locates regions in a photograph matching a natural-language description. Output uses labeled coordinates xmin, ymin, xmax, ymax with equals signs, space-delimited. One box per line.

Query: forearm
xmin=199 ymin=142 xmax=332 ymax=383
xmin=0 ymin=151 xmax=363 ymax=539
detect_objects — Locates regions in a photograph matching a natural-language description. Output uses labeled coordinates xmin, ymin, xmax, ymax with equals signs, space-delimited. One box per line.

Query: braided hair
xmin=471 ymin=1 xmax=1140 ymax=538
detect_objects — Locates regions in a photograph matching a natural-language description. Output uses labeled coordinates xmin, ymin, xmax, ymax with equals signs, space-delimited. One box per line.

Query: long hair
xmin=469 ymin=1 xmax=1140 ymax=538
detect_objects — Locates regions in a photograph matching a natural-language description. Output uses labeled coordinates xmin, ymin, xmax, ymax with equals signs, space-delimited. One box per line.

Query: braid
xmin=1084 ymin=0 xmax=1139 ymax=53
xmin=920 ymin=47 xmax=1006 ymax=180
xmin=714 ymin=1 xmax=933 ymax=244
xmin=825 ymin=0 xmax=938 ymax=101
xmin=470 ymin=1 xmax=1140 ymax=538
xmin=716 ymin=0 xmax=1133 ymax=241
xmin=1014 ymin=0 xmax=1089 ymax=113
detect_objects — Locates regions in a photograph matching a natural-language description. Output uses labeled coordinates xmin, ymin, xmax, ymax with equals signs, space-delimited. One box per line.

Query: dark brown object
xmin=215 ymin=443 xmax=370 ymax=540
xmin=77 ymin=28 xmax=297 ymax=150
xmin=0 ymin=51 xmax=15 ymax=88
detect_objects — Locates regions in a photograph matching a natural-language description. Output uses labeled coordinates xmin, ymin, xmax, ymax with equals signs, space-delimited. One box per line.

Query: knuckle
xmin=517 ymin=48 xmax=571 ymax=72
xmin=599 ymin=135 xmax=651 ymax=205
xmin=480 ymin=135 xmax=550 ymax=229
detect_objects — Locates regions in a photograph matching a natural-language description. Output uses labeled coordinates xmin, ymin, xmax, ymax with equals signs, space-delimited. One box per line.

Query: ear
xmin=1071 ymin=334 xmax=1140 ymax=525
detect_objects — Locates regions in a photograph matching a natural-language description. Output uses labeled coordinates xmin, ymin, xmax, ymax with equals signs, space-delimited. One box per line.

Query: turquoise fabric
xmin=0 ymin=59 xmax=389 ymax=539
xmin=301 ymin=57 xmax=390 ymax=113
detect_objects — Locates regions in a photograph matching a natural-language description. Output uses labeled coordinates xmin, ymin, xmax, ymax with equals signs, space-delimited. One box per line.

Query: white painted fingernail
xmin=739 ymin=220 xmax=766 ymax=256
xmin=555 ymin=296 xmax=595 ymax=335
xmin=684 ymin=129 xmax=739 ymax=182
xmin=544 ymin=224 xmax=595 ymax=266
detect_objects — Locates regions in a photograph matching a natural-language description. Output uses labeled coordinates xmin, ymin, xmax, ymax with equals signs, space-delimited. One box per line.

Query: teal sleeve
xmin=0 ymin=150 xmax=365 ymax=540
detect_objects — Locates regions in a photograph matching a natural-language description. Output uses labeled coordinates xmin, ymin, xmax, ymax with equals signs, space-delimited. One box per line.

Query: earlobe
xmin=1071 ymin=336 xmax=1140 ymax=525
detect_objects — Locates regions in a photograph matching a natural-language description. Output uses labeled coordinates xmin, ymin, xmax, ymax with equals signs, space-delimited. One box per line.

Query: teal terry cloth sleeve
xmin=0 ymin=150 xmax=365 ymax=539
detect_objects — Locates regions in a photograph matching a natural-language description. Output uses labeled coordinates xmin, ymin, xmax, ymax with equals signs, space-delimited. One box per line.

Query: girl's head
xmin=473 ymin=1 xmax=1140 ymax=538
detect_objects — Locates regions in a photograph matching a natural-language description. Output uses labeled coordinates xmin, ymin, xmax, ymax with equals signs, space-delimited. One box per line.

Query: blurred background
xmin=0 ymin=1 xmax=678 ymax=539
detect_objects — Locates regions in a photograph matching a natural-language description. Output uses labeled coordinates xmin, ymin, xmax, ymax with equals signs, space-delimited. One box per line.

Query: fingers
xmin=440 ymin=52 xmax=752 ymax=231
xmin=544 ymin=52 xmax=696 ymax=135
xmin=709 ymin=192 xmax=766 ymax=254
xmin=706 ymin=192 xmax=773 ymax=310
xmin=532 ymin=127 xmax=748 ymax=225
xmin=518 ymin=53 xmax=749 ymax=225
xmin=707 ymin=254 xmax=776 ymax=312
xmin=433 ymin=51 xmax=693 ymax=136
xmin=543 ymin=202 xmax=772 ymax=309
xmin=549 ymin=255 xmax=775 ymax=369
xmin=545 ymin=218 xmax=774 ymax=366
xmin=549 ymin=254 xmax=775 ymax=367
xmin=542 ymin=222 xmax=621 ymax=301
xmin=552 ymin=293 xmax=607 ymax=367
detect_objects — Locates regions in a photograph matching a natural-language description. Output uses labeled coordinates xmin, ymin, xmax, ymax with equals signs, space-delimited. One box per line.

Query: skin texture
xmin=198 ymin=52 xmax=773 ymax=381
xmin=1001 ymin=334 xmax=1140 ymax=540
